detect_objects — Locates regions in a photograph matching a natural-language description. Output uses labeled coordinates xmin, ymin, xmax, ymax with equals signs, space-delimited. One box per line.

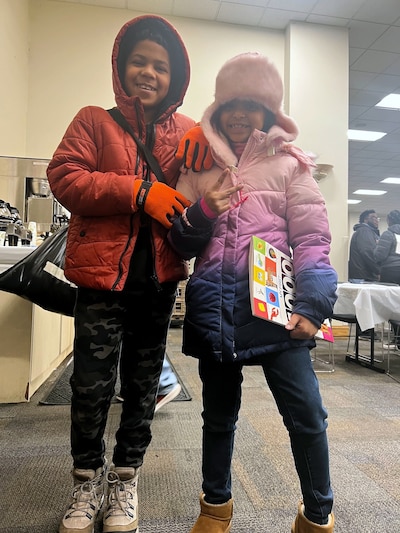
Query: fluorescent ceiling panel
xmin=348 ymin=130 xmax=386 ymax=141
xmin=375 ymin=93 xmax=400 ymax=109
xmin=381 ymin=177 xmax=400 ymax=184
xmin=353 ymin=189 xmax=387 ymax=195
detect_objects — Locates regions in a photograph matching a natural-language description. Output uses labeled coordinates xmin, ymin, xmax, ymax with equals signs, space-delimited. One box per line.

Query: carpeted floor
xmin=39 ymin=351 xmax=191 ymax=405
xmin=0 ymin=327 xmax=399 ymax=532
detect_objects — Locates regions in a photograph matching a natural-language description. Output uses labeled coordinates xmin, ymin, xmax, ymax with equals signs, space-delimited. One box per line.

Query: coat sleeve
xmin=168 ymin=200 xmax=215 ymax=260
xmin=47 ymin=106 xmax=138 ymax=217
xmin=357 ymin=226 xmax=381 ymax=277
xmin=284 ymin=156 xmax=338 ymax=326
xmin=374 ymin=230 xmax=393 ymax=264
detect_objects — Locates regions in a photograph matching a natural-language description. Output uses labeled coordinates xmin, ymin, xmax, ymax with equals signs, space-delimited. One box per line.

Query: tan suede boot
xmin=190 ymin=493 xmax=233 ymax=533
xmin=291 ymin=501 xmax=334 ymax=533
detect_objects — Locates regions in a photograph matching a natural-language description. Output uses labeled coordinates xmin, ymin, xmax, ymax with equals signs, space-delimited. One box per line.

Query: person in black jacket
xmin=348 ymin=209 xmax=380 ymax=282
xmin=373 ymin=209 xmax=400 ymax=284
xmin=374 ymin=209 xmax=400 ymax=348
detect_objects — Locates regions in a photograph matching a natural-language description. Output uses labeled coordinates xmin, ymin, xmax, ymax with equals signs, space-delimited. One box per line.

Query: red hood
xmin=111 ymin=14 xmax=191 ymax=126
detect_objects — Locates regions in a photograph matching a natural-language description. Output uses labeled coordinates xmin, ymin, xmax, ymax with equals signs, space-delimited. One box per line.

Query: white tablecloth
xmin=333 ymin=282 xmax=400 ymax=331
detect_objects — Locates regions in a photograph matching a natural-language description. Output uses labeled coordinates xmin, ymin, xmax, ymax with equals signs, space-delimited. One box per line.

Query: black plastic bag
xmin=0 ymin=225 xmax=76 ymax=316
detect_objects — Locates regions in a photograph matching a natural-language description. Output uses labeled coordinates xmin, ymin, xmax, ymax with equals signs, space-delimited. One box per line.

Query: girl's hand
xmin=203 ymin=168 xmax=243 ymax=215
xmin=285 ymin=313 xmax=319 ymax=339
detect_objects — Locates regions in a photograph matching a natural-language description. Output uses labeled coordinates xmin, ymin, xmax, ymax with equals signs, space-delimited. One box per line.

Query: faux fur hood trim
xmin=201 ymin=52 xmax=299 ymax=167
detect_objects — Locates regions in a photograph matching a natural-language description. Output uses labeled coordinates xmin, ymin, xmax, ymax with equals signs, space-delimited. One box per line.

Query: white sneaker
xmin=155 ymin=383 xmax=181 ymax=412
xmin=103 ymin=466 xmax=139 ymax=533
xmin=59 ymin=465 xmax=106 ymax=533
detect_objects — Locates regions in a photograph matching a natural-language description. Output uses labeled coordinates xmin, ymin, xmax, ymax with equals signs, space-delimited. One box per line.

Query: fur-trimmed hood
xmin=201 ymin=52 xmax=299 ymax=167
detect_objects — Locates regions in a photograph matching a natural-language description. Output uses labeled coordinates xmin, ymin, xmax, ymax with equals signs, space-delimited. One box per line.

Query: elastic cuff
xmin=136 ymin=181 xmax=152 ymax=207
xmin=200 ymin=197 xmax=218 ymax=219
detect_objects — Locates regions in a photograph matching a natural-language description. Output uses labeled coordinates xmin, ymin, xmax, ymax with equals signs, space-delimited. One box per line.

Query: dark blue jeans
xmin=198 ymin=346 xmax=333 ymax=524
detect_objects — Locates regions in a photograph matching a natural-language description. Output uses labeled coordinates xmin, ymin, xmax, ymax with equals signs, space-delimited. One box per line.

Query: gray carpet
xmin=0 ymin=327 xmax=399 ymax=532
xmin=39 ymin=352 xmax=191 ymax=405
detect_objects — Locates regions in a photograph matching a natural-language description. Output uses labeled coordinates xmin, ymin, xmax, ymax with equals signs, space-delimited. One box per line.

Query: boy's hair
xmin=387 ymin=209 xmax=400 ymax=225
xmin=118 ymin=26 xmax=170 ymax=84
xmin=359 ymin=209 xmax=376 ymax=223
xmin=117 ymin=18 xmax=186 ymax=108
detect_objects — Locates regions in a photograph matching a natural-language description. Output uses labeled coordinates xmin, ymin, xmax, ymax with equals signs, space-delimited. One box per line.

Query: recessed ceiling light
xmin=381 ymin=177 xmax=400 ymax=184
xmin=347 ymin=199 xmax=361 ymax=204
xmin=375 ymin=93 xmax=400 ymax=109
xmin=353 ymin=189 xmax=387 ymax=196
xmin=348 ymin=130 xmax=386 ymax=141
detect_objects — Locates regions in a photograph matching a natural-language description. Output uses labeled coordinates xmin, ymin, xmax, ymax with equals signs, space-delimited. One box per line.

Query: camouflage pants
xmin=70 ymin=279 xmax=177 ymax=470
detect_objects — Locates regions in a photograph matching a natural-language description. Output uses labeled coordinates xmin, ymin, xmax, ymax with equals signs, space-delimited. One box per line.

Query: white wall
xmin=2 ymin=0 xmax=349 ymax=278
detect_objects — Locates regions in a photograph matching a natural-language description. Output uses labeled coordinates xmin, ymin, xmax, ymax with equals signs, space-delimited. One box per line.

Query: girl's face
xmin=219 ymin=99 xmax=266 ymax=143
xmin=124 ymin=39 xmax=171 ymax=122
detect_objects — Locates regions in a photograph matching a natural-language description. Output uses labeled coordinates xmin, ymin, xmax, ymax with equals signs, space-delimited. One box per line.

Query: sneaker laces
xmin=105 ymin=471 xmax=137 ymax=520
xmin=64 ymin=481 xmax=101 ymax=520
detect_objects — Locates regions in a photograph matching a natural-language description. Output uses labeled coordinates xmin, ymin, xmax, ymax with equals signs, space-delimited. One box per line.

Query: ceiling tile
xmin=306 ymin=15 xmax=350 ymax=27
xmin=172 ymin=0 xmax=220 ymax=20
xmin=126 ymin=0 xmax=173 ymax=15
xmin=217 ymin=3 xmax=264 ymax=26
xmin=349 ymin=70 xmax=378 ymax=90
xmin=268 ymin=0 xmax=316 ymax=12
xmin=365 ymin=73 xmax=400 ymax=92
xmin=312 ymin=0 xmax=366 ymax=19
xmin=348 ymin=20 xmax=389 ymax=48
xmin=372 ymin=26 xmax=400 ymax=53
xmin=354 ymin=0 xmax=400 ymax=25
xmin=351 ymin=50 xmax=400 ymax=73
xmin=259 ymin=8 xmax=306 ymax=29
xmin=383 ymin=57 xmax=400 ymax=76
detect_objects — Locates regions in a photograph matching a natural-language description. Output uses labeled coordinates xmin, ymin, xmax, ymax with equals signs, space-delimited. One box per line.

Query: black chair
xmin=331 ymin=313 xmax=385 ymax=373
xmin=386 ymin=319 xmax=400 ymax=382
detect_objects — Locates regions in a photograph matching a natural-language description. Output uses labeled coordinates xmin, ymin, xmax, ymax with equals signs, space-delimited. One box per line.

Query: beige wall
xmin=1 ymin=0 xmax=349 ymax=279
xmin=287 ymin=23 xmax=349 ymax=279
xmin=0 ymin=0 xmax=29 ymax=156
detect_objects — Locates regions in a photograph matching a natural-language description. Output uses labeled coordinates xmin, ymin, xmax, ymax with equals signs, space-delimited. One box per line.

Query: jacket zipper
xmin=113 ymin=103 xmax=143 ymax=290
xmin=145 ymin=123 xmax=163 ymax=292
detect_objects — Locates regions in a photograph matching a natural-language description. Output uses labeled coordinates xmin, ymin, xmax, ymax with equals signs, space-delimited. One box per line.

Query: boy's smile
xmin=124 ymin=39 xmax=171 ymax=123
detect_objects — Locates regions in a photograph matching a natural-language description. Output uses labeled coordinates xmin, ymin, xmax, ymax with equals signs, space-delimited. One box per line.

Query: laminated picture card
xmin=249 ymin=236 xmax=334 ymax=342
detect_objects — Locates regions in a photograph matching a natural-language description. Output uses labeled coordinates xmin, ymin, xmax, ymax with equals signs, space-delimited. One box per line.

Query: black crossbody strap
xmin=107 ymin=107 xmax=166 ymax=183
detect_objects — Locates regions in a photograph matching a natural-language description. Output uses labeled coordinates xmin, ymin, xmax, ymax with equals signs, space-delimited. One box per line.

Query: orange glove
xmin=133 ymin=180 xmax=191 ymax=229
xmin=175 ymin=125 xmax=213 ymax=172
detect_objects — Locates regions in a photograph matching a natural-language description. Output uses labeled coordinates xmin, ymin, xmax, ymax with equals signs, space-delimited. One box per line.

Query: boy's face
xmin=124 ymin=39 xmax=171 ymax=122
xmin=219 ymin=100 xmax=265 ymax=143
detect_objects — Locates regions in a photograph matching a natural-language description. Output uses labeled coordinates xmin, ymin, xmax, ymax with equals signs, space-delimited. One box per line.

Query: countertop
xmin=0 ymin=245 xmax=37 ymax=273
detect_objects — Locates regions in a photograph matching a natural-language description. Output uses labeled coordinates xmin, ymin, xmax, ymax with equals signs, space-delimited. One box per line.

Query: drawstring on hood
xmin=201 ymin=52 xmax=299 ymax=167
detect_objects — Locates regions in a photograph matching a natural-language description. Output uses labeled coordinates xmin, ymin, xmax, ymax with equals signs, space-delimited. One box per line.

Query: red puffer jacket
xmin=47 ymin=15 xmax=195 ymax=290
